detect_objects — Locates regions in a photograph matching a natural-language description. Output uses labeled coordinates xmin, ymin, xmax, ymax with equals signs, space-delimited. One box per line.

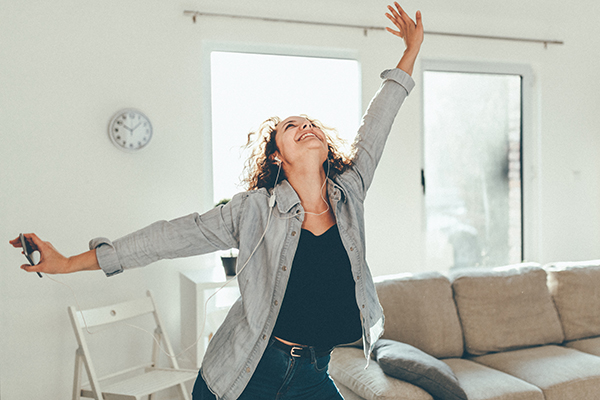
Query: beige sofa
xmin=330 ymin=260 xmax=600 ymax=400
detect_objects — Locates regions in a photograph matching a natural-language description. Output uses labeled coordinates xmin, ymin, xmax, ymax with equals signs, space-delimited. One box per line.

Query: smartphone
xmin=19 ymin=233 xmax=42 ymax=278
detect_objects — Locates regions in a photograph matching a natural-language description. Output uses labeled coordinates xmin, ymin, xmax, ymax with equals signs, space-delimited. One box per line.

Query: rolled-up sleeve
xmin=89 ymin=192 xmax=246 ymax=277
xmin=380 ymin=68 xmax=415 ymax=93
xmin=89 ymin=237 xmax=122 ymax=276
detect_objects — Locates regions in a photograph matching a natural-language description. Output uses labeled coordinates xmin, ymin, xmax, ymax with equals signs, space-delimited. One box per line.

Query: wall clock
xmin=108 ymin=108 xmax=153 ymax=152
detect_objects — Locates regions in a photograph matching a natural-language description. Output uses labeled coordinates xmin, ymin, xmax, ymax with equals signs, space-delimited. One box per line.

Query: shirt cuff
xmin=89 ymin=237 xmax=123 ymax=277
xmin=380 ymin=68 xmax=416 ymax=95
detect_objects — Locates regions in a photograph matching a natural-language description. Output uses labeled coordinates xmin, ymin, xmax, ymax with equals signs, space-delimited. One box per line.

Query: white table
xmin=180 ymin=268 xmax=240 ymax=368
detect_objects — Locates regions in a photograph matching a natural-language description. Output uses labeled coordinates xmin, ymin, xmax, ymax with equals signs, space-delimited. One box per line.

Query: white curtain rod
xmin=183 ymin=10 xmax=563 ymax=48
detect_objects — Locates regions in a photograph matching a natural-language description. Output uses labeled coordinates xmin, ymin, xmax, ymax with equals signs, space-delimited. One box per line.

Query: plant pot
xmin=220 ymin=256 xmax=237 ymax=277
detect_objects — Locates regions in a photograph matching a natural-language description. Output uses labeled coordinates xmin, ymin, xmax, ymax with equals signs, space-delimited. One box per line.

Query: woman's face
xmin=274 ymin=116 xmax=328 ymax=167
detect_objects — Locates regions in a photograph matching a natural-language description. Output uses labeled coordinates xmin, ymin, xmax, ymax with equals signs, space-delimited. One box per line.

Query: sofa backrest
xmin=450 ymin=263 xmax=565 ymax=356
xmin=545 ymin=260 xmax=600 ymax=341
xmin=375 ymin=271 xmax=464 ymax=359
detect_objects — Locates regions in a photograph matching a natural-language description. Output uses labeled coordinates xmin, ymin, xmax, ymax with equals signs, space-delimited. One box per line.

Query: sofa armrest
xmin=329 ymin=347 xmax=433 ymax=400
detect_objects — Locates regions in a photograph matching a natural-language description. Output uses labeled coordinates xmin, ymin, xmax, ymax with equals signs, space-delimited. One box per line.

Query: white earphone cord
xmin=43 ymin=156 xmax=329 ymax=361
xmin=274 ymin=158 xmax=331 ymax=220
xmin=43 ymin=194 xmax=276 ymax=361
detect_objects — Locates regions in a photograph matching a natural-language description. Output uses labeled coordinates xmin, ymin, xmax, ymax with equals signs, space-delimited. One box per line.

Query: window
xmin=423 ymin=65 xmax=524 ymax=270
xmin=210 ymin=51 xmax=360 ymax=205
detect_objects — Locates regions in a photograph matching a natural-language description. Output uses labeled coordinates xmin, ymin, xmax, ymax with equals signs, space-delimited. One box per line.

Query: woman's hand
xmin=9 ymin=233 xmax=99 ymax=275
xmin=385 ymin=2 xmax=424 ymax=75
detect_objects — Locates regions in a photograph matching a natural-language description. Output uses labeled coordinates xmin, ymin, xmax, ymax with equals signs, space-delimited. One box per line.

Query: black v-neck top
xmin=272 ymin=224 xmax=363 ymax=349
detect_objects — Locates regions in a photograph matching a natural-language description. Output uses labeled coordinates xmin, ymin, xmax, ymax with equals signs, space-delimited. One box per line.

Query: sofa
xmin=330 ymin=260 xmax=600 ymax=400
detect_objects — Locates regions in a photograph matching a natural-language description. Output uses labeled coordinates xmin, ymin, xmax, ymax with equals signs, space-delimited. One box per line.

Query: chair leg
xmin=72 ymin=349 xmax=83 ymax=400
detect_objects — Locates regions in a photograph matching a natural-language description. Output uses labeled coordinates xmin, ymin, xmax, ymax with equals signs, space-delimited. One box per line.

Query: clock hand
xmin=131 ymin=122 xmax=142 ymax=132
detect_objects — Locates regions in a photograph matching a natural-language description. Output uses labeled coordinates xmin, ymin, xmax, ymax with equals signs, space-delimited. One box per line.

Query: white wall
xmin=1 ymin=0 xmax=599 ymax=398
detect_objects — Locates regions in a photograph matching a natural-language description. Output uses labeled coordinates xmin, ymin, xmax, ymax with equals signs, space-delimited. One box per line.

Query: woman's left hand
xmin=386 ymin=2 xmax=423 ymax=52
xmin=385 ymin=2 xmax=423 ymax=75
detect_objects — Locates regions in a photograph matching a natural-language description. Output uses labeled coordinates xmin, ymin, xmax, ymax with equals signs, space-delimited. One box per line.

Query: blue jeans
xmin=192 ymin=338 xmax=344 ymax=400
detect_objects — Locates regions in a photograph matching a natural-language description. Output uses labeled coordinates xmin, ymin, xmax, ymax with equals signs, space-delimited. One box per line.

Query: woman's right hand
xmin=9 ymin=233 xmax=99 ymax=275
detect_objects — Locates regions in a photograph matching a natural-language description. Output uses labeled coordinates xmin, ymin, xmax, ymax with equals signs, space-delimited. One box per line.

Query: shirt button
xmin=246 ymin=367 xmax=251 ymax=373
xmin=350 ymin=247 xmax=354 ymax=251
xmin=274 ymin=300 xmax=279 ymax=306
xmin=262 ymin=334 xmax=267 ymax=340
xmin=362 ymin=304 xmax=365 ymax=308
xmin=356 ymin=275 xmax=361 ymax=280
xmin=282 ymin=266 xmax=287 ymax=271
xmin=291 ymin=231 xmax=297 ymax=236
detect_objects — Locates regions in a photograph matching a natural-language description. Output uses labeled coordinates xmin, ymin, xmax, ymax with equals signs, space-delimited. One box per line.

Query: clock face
xmin=108 ymin=109 xmax=153 ymax=152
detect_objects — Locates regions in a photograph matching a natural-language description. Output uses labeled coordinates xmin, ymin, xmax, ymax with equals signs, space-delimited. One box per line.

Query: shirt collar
xmin=272 ymin=180 xmax=301 ymax=214
xmin=328 ymin=178 xmax=347 ymax=203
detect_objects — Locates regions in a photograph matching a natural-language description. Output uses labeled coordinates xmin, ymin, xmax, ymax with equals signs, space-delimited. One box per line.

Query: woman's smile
xmin=297 ymin=131 xmax=319 ymax=142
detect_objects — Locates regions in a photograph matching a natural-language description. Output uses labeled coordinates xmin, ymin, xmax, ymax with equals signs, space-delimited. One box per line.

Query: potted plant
xmin=215 ymin=198 xmax=237 ymax=276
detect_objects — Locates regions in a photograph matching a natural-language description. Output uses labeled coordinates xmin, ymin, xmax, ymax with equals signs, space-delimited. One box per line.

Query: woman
xmin=11 ymin=3 xmax=423 ymax=399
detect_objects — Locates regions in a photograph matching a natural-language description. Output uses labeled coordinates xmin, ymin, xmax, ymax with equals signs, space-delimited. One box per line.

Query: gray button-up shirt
xmin=90 ymin=68 xmax=415 ymax=400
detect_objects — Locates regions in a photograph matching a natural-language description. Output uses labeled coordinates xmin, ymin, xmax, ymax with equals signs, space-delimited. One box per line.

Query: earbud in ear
xmin=274 ymin=156 xmax=282 ymax=164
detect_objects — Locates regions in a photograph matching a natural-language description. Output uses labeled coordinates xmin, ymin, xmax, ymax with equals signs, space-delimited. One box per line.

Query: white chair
xmin=68 ymin=290 xmax=198 ymax=400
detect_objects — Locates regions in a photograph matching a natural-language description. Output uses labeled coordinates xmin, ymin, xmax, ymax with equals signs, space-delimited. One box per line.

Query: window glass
xmin=423 ymin=71 xmax=522 ymax=270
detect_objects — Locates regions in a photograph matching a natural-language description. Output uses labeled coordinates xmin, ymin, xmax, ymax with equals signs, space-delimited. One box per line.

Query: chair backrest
xmin=73 ymin=295 xmax=156 ymax=329
xmin=68 ymin=290 xmax=181 ymax=399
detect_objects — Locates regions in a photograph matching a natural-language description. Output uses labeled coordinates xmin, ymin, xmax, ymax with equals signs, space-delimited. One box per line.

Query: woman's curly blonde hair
xmin=242 ymin=115 xmax=354 ymax=191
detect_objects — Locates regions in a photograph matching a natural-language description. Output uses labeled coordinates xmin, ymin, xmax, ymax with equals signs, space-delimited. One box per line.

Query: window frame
xmin=420 ymin=59 xmax=538 ymax=263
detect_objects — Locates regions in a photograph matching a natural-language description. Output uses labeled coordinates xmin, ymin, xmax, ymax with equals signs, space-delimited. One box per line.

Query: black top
xmin=272 ymin=224 xmax=363 ymax=349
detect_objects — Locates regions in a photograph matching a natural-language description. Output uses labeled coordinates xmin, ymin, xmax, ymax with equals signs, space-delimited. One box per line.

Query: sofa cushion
xmin=374 ymin=271 xmax=463 ymax=358
xmin=471 ymin=345 xmax=600 ymax=400
xmin=545 ymin=260 xmax=600 ymax=341
xmin=372 ymin=339 xmax=467 ymax=400
xmin=330 ymin=347 xmax=544 ymax=400
xmin=443 ymin=358 xmax=544 ymax=400
xmin=450 ymin=264 xmax=564 ymax=355
xmin=564 ymin=336 xmax=600 ymax=357
xmin=330 ymin=347 xmax=433 ymax=400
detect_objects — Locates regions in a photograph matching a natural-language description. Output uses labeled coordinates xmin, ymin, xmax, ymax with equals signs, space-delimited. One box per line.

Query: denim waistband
xmin=271 ymin=338 xmax=333 ymax=359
